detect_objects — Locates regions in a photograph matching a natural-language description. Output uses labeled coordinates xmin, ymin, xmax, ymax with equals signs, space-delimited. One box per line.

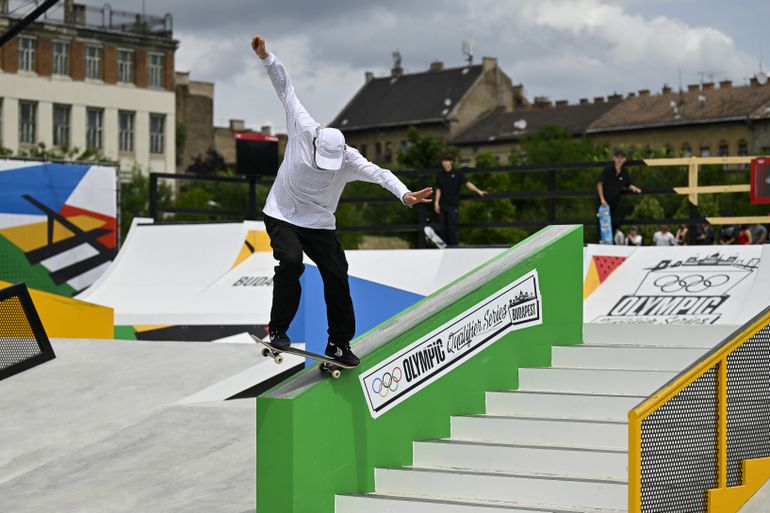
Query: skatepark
xmin=2 ymin=219 xmax=770 ymax=513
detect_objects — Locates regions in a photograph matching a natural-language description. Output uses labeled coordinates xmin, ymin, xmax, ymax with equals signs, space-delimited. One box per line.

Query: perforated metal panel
xmin=0 ymin=283 xmax=55 ymax=381
xmin=726 ymin=326 xmax=770 ymax=486
xmin=640 ymin=367 xmax=718 ymax=513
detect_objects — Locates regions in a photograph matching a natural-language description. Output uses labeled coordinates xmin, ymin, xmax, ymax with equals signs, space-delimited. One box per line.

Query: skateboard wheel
xmin=274 ymin=354 xmax=284 ymax=365
xmin=331 ymin=369 xmax=341 ymax=379
xmin=261 ymin=348 xmax=270 ymax=358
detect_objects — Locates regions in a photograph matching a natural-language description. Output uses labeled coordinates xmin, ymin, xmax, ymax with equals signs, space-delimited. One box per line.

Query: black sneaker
xmin=325 ymin=341 xmax=360 ymax=367
xmin=269 ymin=331 xmax=291 ymax=351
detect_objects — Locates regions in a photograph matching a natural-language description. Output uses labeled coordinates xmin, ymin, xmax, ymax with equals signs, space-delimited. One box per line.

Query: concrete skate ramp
xmin=739 ymin=479 xmax=770 ymax=513
xmin=584 ymin=245 xmax=768 ymax=325
xmin=0 ymin=338 xmax=299 ymax=513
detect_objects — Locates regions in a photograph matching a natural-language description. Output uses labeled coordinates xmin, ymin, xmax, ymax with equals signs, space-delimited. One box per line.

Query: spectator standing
xmin=434 ymin=153 xmax=487 ymax=246
xmin=719 ymin=225 xmax=737 ymax=245
xmin=737 ymin=225 xmax=752 ymax=245
xmin=653 ymin=224 xmax=676 ymax=246
xmin=596 ymin=149 xmax=642 ymax=241
xmin=614 ymin=227 xmax=625 ymax=246
xmin=626 ymin=226 xmax=643 ymax=246
xmin=675 ymin=224 xmax=688 ymax=245
xmin=696 ymin=223 xmax=714 ymax=245
xmin=750 ymin=223 xmax=768 ymax=244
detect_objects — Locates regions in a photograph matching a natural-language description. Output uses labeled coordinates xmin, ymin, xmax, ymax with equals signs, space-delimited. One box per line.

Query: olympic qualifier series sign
xmin=360 ymin=270 xmax=542 ymax=419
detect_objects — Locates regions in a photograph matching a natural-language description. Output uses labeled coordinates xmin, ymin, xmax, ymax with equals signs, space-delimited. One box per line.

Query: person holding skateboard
xmin=434 ymin=153 xmax=487 ymax=246
xmin=251 ymin=35 xmax=432 ymax=367
xmin=596 ymin=149 xmax=641 ymax=243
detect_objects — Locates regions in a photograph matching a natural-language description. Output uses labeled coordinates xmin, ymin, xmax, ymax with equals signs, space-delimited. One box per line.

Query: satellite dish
xmin=757 ymin=71 xmax=768 ymax=85
xmin=513 ymin=119 xmax=527 ymax=130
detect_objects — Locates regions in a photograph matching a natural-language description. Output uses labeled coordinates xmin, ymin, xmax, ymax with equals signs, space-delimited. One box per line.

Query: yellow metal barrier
xmin=628 ymin=307 xmax=770 ymax=513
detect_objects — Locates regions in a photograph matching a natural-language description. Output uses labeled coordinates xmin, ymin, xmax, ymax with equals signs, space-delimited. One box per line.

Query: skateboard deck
xmin=597 ymin=204 xmax=613 ymax=244
xmin=424 ymin=225 xmax=447 ymax=249
xmin=252 ymin=334 xmax=355 ymax=379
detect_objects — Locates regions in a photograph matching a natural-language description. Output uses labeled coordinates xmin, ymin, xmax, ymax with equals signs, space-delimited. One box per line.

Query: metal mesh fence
xmin=726 ymin=326 xmax=770 ymax=486
xmin=640 ymin=367 xmax=718 ymax=513
xmin=0 ymin=284 xmax=54 ymax=381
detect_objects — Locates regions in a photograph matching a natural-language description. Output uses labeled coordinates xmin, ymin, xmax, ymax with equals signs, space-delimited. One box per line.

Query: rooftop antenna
xmin=462 ymin=40 xmax=474 ymax=65
xmin=392 ymin=49 xmax=402 ymax=69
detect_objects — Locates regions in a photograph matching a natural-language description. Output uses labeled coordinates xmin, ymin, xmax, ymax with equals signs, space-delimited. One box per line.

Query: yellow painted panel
xmin=583 ymin=261 xmax=600 ymax=299
xmin=0 ymin=281 xmax=113 ymax=339
xmin=708 ymin=457 xmax=770 ymax=513
xmin=0 ymin=215 xmax=106 ymax=252
xmin=133 ymin=325 xmax=173 ymax=332
xmin=231 ymin=230 xmax=272 ymax=269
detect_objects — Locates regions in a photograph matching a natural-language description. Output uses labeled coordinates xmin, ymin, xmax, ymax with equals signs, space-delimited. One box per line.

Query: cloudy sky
xmin=90 ymin=1 xmax=768 ymax=132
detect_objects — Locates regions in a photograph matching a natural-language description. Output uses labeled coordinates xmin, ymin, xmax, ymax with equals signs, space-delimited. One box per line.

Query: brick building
xmin=329 ymin=57 xmax=518 ymax=166
xmin=0 ymin=0 xmax=177 ymax=174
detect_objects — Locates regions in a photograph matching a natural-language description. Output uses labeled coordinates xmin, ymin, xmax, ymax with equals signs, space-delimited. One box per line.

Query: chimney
xmin=534 ymin=96 xmax=552 ymax=108
xmin=555 ymin=99 xmax=568 ymax=107
xmin=64 ymin=0 xmax=86 ymax=25
xmin=627 ymin=92 xmax=636 ymax=98
xmin=512 ymin=84 xmax=527 ymax=108
xmin=638 ymin=89 xmax=650 ymax=97
xmin=608 ymin=93 xmax=623 ymax=102
xmin=391 ymin=66 xmax=403 ymax=78
xmin=687 ymin=84 xmax=700 ymax=92
xmin=229 ymin=119 xmax=246 ymax=132
xmin=429 ymin=61 xmax=444 ymax=72
xmin=0 ymin=0 xmax=7 ymax=14
xmin=594 ymin=96 xmax=605 ymax=104
xmin=482 ymin=56 xmax=497 ymax=72
xmin=719 ymin=80 xmax=732 ymax=89
xmin=579 ymin=98 xmax=589 ymax=105
xmin=702 ymin=82 xmax=715 ymax=91
xmin=364 ymin=71 xmax=374 ymax=83
xmin=750 ymin=77 xmax=759 ymax=87
xmin=260 ymin=125 xmax=272 ymax=135
xmin=662 ymin=85 xmax=672 ymax=94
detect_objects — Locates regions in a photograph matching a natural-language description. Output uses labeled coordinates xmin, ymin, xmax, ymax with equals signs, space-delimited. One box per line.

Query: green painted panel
xmin=257 ymin=226 xmax=583 ymax=513
xmin=0 ymin=235 xmax=76 ymax=296
xmin=113 ymin=325 xmax=137 ymax=340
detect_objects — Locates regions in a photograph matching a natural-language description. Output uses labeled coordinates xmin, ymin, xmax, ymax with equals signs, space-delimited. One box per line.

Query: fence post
xmin=688 ymin=160 xmax=699 ymax=245
xmin=149 ymin=172 xmax=158 ymax=221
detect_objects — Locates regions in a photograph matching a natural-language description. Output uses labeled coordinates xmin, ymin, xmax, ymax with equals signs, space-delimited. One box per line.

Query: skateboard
xmin=597 ymin=204 xmax=613 ymax=245
xmin=252 ymin=334 xmax=355 ymax=379
xmin=424 ymin=225 xmax=447 ymax=249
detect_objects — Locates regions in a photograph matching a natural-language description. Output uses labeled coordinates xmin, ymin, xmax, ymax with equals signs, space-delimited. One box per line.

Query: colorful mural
xmin=0 ymin=160 xmax=118 ymax=296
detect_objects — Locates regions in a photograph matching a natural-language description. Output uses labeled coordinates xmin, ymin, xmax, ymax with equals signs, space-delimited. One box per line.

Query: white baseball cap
xmin=315 ymin=127 xmax=345 ymax=170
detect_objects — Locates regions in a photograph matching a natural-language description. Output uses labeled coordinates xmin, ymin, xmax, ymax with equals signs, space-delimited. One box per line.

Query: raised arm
xmin=251 ymin=35 xmax=317 ymax=136
xmin=346 ymin=147 xmax=432 ymax=206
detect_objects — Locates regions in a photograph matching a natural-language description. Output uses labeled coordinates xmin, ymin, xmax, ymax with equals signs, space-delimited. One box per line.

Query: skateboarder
xmin=251 ymin=35 xmax=432 ymax=367
xmin=596 ymin=149 xmax=641 ymax=242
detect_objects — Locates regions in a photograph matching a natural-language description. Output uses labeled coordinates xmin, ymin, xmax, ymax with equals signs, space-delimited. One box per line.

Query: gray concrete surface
xmin=0 ymin=339 xmax=263 ymax=513
xmin=739 ymin=478 xmax=770 ymax=513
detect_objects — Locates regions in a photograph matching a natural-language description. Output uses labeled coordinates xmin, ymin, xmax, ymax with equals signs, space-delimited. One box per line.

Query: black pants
xmin=438 ymin=205 xmax=460 ymax=246
xmin=264 ymin=215 xmax=355 ymax=345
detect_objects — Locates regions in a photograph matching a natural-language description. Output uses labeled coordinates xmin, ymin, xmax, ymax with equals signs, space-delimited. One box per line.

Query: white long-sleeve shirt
xmin=260 ymin=52 xmax=410 ymax=230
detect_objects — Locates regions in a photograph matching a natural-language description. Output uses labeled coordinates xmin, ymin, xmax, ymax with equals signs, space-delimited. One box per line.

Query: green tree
xmin=119 ymin=170 xmax=172 ymax=241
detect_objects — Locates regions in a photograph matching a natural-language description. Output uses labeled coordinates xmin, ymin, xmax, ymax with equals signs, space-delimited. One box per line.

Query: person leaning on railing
xmin=596 ymin=149 xmax=642 ymax=242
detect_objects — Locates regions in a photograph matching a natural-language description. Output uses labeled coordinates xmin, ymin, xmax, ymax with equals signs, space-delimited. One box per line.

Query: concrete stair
xmin=335 ymin=327 xmax=714 ymax=512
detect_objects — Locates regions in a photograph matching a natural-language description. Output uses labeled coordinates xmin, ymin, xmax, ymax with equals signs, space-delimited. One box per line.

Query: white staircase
xmin=336 ymin=325 xmax=720 ymax=513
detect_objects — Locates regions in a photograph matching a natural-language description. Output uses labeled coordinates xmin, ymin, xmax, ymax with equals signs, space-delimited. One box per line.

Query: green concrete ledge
xmin=257 ymin=225 xmax=584 ymax=513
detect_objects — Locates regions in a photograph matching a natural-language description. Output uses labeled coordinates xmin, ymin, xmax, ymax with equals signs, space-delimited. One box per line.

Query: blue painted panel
xmin=288 ymin=265 xmax=424 ymax=366
xmin=0 ymin=163 xmax=90 ymax=215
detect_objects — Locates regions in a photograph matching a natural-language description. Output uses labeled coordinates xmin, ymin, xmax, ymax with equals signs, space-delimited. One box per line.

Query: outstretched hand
xmin=403 ymin=187 xmax=433 ymax=206
xmin=251 ymin=35 xmax=269 ymax=60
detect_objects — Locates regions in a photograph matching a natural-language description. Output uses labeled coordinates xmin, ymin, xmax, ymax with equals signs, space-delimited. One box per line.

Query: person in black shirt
xmin=434 ymin=153 xmax=488 ymax=246
xmin=596 ymin=149 xmax=641 ymax=241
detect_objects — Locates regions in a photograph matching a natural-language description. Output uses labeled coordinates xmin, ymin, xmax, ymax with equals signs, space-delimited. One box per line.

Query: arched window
xmin=700 ymin=142 xmax=710 ymax=157
xmin=681 ymin=142 xmax=692 ymax=158
xmin=718 ymin=140 xmax=729 ymax=157
xmin=737 ymin=139 xmax=748 ymax=156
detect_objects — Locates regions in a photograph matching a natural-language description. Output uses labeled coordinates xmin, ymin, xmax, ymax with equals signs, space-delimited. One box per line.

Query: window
xmin=148 ymin=53 xmax=165 ymax=88
xmin=85 ymin=45 xmax=102 ymax=79
xmin=700 ymin=144 xmax=710 ymax=157
xmin=118 ymin=110 xmax=135 ymax=152
xmin=718 ymin=141 xmax=729 ymax=157
xmin=52 ymin=41 xmax=69 ymax=75
xmin=384 ymin=141 xmax=393 ymax=163
xmin=681 ymin=143 xmax=692 ymax=158
xmin=737 ymin=140 xmax=748 ymax=156
xmin=375 ymin=142 xmax=382 ymax=162
xmin=117 ymin=49 xmax=134 ymax=83
xmin=19 ymin=101 xmax=37 ymax=144
xmin=359 ymin=143 xmax=367 ymax=158
xmin=53 ymin=104 xmax=70 ymax=147
xmin=18 ymin=36 xmax=35 ymax=72
xmin=86 ymin=107 xmax=103 ymax=149
xmin=664 ymin=144 xmax=674 ymax=157
xmin=149 ymin=113 xmax=165 ymax=154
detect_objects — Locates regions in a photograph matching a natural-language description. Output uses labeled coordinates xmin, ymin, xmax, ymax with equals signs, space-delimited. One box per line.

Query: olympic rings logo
xmin=371 ymin=367 xmax=403 ymax=398
xmin=653 ymin=274 xmax=730 ymax=293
